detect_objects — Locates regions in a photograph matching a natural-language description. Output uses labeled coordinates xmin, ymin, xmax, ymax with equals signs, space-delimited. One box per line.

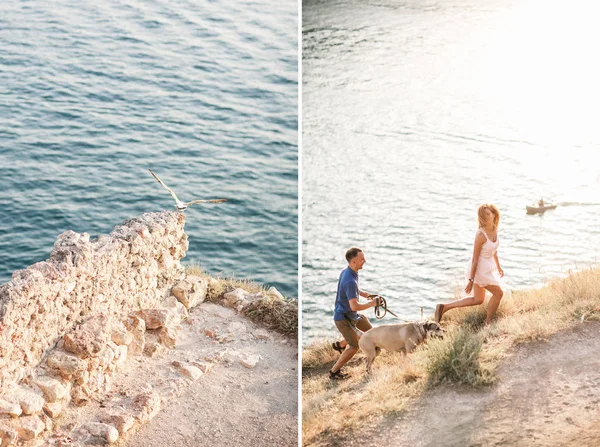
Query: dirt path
xmin=53 ymin=302 xmax=298 ymax=447
xmin=336 ymin=321 xmax=600 ymax=447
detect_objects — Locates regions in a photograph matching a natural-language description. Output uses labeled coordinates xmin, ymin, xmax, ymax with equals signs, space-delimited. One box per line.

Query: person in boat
xmin=329 ymin=247 xmax=380 ymax=380
xmin=538 ymin=198 xmax=545 ymax=207
xmin=434 ymin=203 xmax=505 ymax=325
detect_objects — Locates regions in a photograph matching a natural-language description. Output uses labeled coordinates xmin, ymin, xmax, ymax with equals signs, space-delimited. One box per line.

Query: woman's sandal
xmin=331 ymin=341 xmax=344 ymax=354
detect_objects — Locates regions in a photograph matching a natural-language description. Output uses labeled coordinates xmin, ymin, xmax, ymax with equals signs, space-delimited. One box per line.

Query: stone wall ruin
xmin=0 ymin=211 xmax=211 ymax=444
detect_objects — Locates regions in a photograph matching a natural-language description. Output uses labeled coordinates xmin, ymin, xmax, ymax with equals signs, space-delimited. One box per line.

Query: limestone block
xmin=160 ymin=296 xmax=188 ymax=323
xmin=158 ymin=326 xmax=178 ymax=348
xmin=190 ymin=360 xmax=214 ymax=374
xmin=10 ymin=387 xmax=45 ymax=415
xmin=113 ymin=345 xmax=128 ymax=371
xmin=98 ymin=346 xmax=115 ymax=368
xmin=123 ymin=315 xmax=146 ymax=357
xmin=224 ymin=288 xmax=248 ymax=308
xmin=240 ymin=354 xmax=260 ymax=369
xmin=253 ymin=329 xmax=271 ymax=340
xmin=111 ymin=329 xmax=133 ymax=346
xmin=131 ymin=391 xmax=160 ymax=423
xmin=83 ymin=422 xmax=119 ymax=444
xmin=47 ymin=352 xmax=87 ymax=379
xmin=33 ymin=376 xmax=67 ymax=403
xmin=143 ymin=342 xmax=164 ymax=358
xmin=158 ymin=251 xmax=175 ymax=269
xmin=17 ymin=415 xmax=45 ymax=441
xmin=134 ymin=309 xmax=171 ymax=330
xmin=98 ymin=409 xmax=135 ymax=435
xmin=0 ymin=398 xmax=22 ymax=418
xmin=63 ymin=315 xmax=110 ymax=359
xmin=171 ymin=276 xmax=208 ymax=310
xmin=71 ymin=386 xmax=90 ymax=407
xmin=43 ymin=399 xmax=67 ymax=419
xmin=0 ymin=423 xmax=18 ymax=446
xmin=172 ymin=362 xmax=203 ymax=381
xmin=42 ymin=414 xmax=53 ymax=432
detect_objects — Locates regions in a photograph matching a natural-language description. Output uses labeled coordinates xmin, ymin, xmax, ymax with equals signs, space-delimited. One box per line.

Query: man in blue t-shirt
xmin=329 ymin=247 xmax=380 ymax=380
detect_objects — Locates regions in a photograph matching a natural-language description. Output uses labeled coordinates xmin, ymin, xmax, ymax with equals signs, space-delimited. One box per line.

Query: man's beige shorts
xmin=335 ymin=314 xmax=373 ymax=348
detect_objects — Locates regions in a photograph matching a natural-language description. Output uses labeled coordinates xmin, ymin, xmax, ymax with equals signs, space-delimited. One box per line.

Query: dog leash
xmin=369 ymin=294 xmax=409 ymax=321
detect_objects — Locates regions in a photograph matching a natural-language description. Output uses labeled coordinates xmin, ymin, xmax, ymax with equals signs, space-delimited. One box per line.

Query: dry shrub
xmin=243 ymin=294 xmax=298 ymax=336
xmin=184 ymin=263 xmax=297 ymax=335
xmin=426 ymin=327 xmax=494 ymax=386
xmin=302 ymin=340 xmax=339 ymax=370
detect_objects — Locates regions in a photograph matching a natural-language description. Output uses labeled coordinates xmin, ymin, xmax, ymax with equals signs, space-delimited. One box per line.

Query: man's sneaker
xmin=329 ymin=370 xmax=348 ymax=380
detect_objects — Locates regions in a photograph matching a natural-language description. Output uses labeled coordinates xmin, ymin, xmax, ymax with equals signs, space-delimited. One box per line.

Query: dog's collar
xmin=416 ymin=323 xmax=426 ymax=339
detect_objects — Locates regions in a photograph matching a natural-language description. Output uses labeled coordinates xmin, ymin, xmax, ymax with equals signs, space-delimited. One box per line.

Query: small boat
xmin=526 ymin=204 xmax=557 ymax=214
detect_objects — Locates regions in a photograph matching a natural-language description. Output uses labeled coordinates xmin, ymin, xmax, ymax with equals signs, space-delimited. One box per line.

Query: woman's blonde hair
xmin=477 ymin=203 xmax=500 ymax=229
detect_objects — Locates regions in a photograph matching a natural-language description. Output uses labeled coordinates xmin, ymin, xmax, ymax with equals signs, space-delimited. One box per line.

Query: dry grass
xmin=302 ymin=266 xmax=600 ymax=446
xmin=184 ymin=263 xmax=297 ymax=336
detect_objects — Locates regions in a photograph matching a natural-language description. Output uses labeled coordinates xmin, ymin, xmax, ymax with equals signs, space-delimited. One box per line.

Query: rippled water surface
xmin=0 ymin=0 xmax=298 ymax=297
xmin=303 ymin=0 xmax=600 ymax=343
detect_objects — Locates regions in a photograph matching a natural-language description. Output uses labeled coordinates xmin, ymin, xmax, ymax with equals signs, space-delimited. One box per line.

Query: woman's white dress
xmin=465 ymin=229 xmax=501 ymax=287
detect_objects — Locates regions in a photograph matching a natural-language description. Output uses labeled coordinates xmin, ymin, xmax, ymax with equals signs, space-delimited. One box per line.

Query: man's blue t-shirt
xmin=333 ymin=267 xmax=361 ymax=321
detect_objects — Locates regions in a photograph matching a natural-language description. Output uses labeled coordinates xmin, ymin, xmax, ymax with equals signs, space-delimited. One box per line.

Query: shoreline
xmin=301 ymin=262 xmax=599 ymax=346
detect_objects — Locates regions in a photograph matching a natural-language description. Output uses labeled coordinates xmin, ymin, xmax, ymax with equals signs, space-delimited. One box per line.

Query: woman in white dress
xmin=434 ymin=203 xmax=504 ymax=325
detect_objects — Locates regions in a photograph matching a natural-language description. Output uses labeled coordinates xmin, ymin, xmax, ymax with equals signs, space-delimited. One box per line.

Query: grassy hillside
xmin=302 ymin=267 xmax=600 ymax=446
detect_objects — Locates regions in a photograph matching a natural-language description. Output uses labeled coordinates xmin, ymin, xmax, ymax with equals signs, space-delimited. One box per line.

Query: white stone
xmin=17 ymin=415 xmax=45 ymax=440
xmin=111 ymin=329 xmax=133 ymax=346
xmin=253 ymin=329 xmax=271 ymax=340
xmin=0 ymin=398 xmax=22 ymax=418
xmin=43 ymin=400 xmax=66 ymax=419
xmin=0 ymin=424 xmax=17 ymax=445
xmin=114 ymin=345 xmax=128 ymax=371
xmin=268 ymin=286 xmax=285 ymax=299
xmin=98 ymin=410 xmax=135 ymax=435
xmin=33 ymin=376 xmax=67 ymax=403
xmin=224 ymin=288 xmax=248 ymax=307
xmin=191 ymin=360 xmax=214 ymax=374
xmin=84 ymin=422 xmax=119 ymax=443
xmin=10 ymin=387 xmax=45 ymax=415
xmin=131 ymin=392 xmax=161 ymax=423
xmin=240 ymin=354 xmax=260 ymax=369
xmin=173 ymin=362 xmax=203 ymax=381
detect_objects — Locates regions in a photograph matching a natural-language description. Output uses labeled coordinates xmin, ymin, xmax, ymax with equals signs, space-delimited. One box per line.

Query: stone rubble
xmin=0 ymin=211 xmax=292 ymax=447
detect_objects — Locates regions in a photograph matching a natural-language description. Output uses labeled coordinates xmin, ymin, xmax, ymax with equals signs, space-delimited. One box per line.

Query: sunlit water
xmin=0 ymin=0 xmax=298 ymax=298
xmin=302 ymin=0 xmax=600 ymax=344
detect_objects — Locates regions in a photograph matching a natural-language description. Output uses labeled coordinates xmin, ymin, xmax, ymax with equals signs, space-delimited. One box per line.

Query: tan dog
xmin=358 ymin=321 xmax=445 ymax=373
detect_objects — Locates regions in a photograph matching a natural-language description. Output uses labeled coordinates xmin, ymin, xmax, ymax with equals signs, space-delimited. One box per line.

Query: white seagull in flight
xmin=149 ymin=169 xmax=228 ymax=211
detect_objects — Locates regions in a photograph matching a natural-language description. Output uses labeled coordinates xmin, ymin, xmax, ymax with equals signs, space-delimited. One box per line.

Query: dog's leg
xmin=365 ymin=352 xmax=375 ymax=374
xmin=360 ymin=339 xmax=376 ymax=374
xmin=405 ymin=338 xmax=419 ymax=354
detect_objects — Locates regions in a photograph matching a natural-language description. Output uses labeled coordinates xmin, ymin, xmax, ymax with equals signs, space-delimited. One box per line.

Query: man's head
xmin=345 ymin=247 xmax=366 ymax=272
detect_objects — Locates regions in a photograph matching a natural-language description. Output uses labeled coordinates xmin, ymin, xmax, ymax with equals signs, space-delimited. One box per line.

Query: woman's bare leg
xmin=439 ymin=284 xmax=486 ymax=318
xmin=484 ymin=285 xmax=504 ymax=324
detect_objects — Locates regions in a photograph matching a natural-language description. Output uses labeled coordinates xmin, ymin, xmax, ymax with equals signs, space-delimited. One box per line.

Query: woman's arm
xmin=468 ymin=232 xmax=486 ymax=279
xmin=465 ymin=232 xmax=486 ymax=293
xmin=493 ymin=252 xmax=504 ymax=277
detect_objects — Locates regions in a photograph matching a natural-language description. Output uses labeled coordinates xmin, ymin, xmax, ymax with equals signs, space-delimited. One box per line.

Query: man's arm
xmin=348 ymin=297 xmax=378 ymax=311
xmin=359 ymin=290 xmax=375 ymax=298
